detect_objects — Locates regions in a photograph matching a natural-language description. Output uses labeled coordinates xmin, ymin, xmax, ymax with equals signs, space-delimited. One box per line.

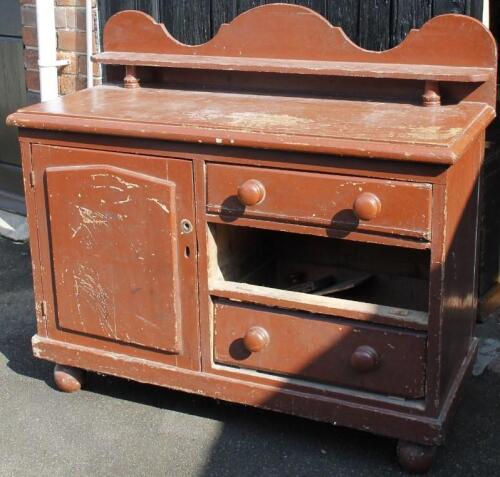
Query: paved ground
xmin=1 ymin=236 xmax=499 ymax=477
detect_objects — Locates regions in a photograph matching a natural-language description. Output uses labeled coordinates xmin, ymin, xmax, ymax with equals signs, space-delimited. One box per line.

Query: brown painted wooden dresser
xmin=6 ymin=4 xmax=497 ymax=473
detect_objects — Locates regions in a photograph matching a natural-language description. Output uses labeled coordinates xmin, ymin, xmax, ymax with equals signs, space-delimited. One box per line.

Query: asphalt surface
xmin=1 ymin=235 xmax=499 ymax=477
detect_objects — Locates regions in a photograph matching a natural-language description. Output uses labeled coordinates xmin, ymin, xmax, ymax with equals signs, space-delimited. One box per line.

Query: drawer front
xmin=213 ymin=301 xmax=426 ymax=398
xmin=206 ymin=164 xmax=432 ymax=239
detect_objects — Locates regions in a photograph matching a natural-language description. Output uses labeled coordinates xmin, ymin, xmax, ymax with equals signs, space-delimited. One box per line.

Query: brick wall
xmin=20 ymin=0 xmax=101 ymax=100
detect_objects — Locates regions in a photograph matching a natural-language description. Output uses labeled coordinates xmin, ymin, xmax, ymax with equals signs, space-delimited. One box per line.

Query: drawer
xmin=213 ymin=301 xmax=426 ymax=398
xmin=206 ymin=164 xmax=432 ymax=239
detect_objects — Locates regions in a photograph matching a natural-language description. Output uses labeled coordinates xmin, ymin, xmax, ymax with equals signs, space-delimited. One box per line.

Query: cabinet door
xmin=31 ymin=145 xmax=197 ymax=360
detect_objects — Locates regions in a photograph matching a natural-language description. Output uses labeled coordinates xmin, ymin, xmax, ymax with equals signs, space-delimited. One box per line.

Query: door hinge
xmin=40 ymin=300 xmax=48 ymax=318
xmin=29 ymin=170 xmax=35 ymax=189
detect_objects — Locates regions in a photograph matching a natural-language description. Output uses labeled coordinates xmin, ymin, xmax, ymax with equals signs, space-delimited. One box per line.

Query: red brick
xmin=76 ymin=75 xmax=87 ymax=90
xmin=22 ymin=26 xmax=37 ymax=47
xmin=78 ymin=54 xmax=100 ymax=76
xmin=65 ymin=7 xmax=91 ymax=31
xmin=65 ymin=7 xmax=75 ymax=29
xmin=55 ymin=7 xmax=67 ymax=29
xmin=58 ymin=51 xmax=78 ymax=74
xmin=56 ymin=0 xmax=95 ymax=6
xmin=24 ymin=48 xmax=38 ymax=70
xmin=59 ymin=73 xmax=76 ymax=95
xmin=76 ymin=8 xmax=87 ymax=31
xmin=59 ymin=73 xmax=88 ymax=95
xmin=66 ymin=8 xmax=79 ymax=30
xmin=58 ymin=29 xmax=86 ymax=52
xmin=56 ymin=0 xmax=83 ymax=6
xmin=21 ymin=6 xmax=37 ymax=27
xmin=26 ymin=69 xmax=40 ymax=92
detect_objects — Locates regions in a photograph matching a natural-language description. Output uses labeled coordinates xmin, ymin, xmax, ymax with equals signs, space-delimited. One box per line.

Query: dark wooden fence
xmin=98 ymin=1 xmax=483 ymax=51
xmin=98 ymin=0 xmax=500 ymax=311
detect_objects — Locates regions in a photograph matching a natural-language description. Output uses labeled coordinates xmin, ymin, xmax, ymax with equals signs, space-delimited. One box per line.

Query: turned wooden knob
xmin=243 ymin=326 xmax=270 ymax=352
xmin=350 ymin=345 xmax=380 ymax=372
xmin=237 ymin=179 xmax=266 ymax=206
xmin=353 ymin=192 xmax=381 ymax=220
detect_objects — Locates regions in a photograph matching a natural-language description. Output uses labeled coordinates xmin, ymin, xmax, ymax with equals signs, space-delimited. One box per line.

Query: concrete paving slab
xmin=0 ymin=236 xmax=499 ymax=476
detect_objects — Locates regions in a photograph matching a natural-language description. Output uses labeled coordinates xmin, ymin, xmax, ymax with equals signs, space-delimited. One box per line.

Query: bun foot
xmin=397 ymin=440 xmax=436 ymax=474
xmin=54 ymin=364 xmax=85 ymax=393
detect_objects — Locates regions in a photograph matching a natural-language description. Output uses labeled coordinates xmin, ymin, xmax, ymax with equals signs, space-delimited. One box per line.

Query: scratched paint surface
xmin=45 ymin=164 xmax=182 ymax=353
xmin=22 ymin=86 xmax=487 ymax=147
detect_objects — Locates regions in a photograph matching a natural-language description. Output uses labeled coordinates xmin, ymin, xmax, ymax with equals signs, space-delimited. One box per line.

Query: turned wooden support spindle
xmin=422 ymin=80 xmax=441 ymax=107
xmin=124 ymin=65 xmax=140 ymax=89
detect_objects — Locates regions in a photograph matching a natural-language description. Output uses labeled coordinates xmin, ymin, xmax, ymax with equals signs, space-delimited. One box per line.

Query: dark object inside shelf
xmin=286 ymin=272 xmax=374 ymax=296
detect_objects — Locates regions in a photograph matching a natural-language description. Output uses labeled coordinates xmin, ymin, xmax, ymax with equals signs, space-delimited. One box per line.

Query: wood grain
xmin=6 ymin=4 xmax=495 ymax=467
xmin=359 ymin=0 xmax=392 ymax=51
xmin=98 ymin=1 xmax=483 ymax=49
xmin=433 ymin=0 xmax=466 ymax=15
xmin=391 ymin=0 xmax=432 ymax=47
xmin=8 ymin=85 xmax=494 ymax=164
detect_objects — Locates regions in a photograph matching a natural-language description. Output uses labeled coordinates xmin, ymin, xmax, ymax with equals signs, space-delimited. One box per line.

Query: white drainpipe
xmin=36 ymin=0 xmax=67 ymax=101
xmin=483 ymin=0 xmax=490 ymax=28
xmin=86 ymin=0 xmax=93 ymax=88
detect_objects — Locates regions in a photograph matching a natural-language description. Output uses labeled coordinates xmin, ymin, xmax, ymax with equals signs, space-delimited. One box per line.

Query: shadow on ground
xmin=1 ymin=236 xmax=499 ymax=476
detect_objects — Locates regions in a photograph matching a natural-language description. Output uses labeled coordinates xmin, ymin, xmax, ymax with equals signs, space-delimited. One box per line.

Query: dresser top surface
xmin=9 ymin=85 xmax=494 ymax=164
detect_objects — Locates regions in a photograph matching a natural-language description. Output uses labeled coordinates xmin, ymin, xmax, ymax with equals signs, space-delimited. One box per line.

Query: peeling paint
xmin=114 ymin=195 xmax=132 ymax=205
xmin=147 ymin=197 xmax=170 ymax=213
xmin=73 ymin=263 xmax=115 ymax=338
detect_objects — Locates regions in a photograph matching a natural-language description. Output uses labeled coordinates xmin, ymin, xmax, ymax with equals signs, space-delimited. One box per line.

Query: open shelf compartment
xmin=207 ymin=224 xmax=430 ymax=330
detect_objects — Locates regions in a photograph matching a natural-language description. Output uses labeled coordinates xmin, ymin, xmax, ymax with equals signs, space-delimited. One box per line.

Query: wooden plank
xmin=101 ymin=0 xmax=147 ymax=18
xmin=100 ymin=1 xmax=212 ymax=44
xmin=236 ymin=0 xmax=267 ymax=16
xmin=94 ymin=51 xmax=494 ymax=82
xmin=160 ymin=0 xmax=211 ymax=44
xmin=325 ymin=0 xmax=360 ymax=45
xmin=0 ymin=0 xmax=24 ymax=202
xmin=211 ymin=0 xmax=237 ymax=36
xmin=8 ymin=85 xmax=494 ymax=165
xmin=98 ymin=0 xmax=484 ymax=52
xmin=466 ymin=0 xmax=483 ymax=19
xmin=433 ymin=0 xmax=466 ymax=15
xmin=99 ymin=0 xmax=161 ymax=43
xmin=391 ymin=1 xmax=432 ymax=48
xmin=479 ymin=141 xmax=500 ymax=295
xmin=274 ymin=0 xmax=326 ymax=14
xmin=0 ymin=38 xmax=26 ymax=167
xmin=358 ymin=0 xmax=392 ymax=51
xmin=209 ymin=280 xmax=429 ymax=329
xmin=101 ymin=5 xmax=496 ymax=70
xmin=206 ymin=214 xmax=431 ymax=250
xmin=0 ymin=1 xmax=22 ymax=37
xmin=140 ymin=0 xmax=160 ymax=20
xmin=491 ymin=0 xmax=499 ymax=39
xmin=206 ymin=162 xmax=433 ymax=239
xmin=211 ymin=0 xmax=329 ymax=36
xmin=32 ymin=335 xmax=447 ymax=445
xmin=236 ymin=1 xmax=325 ymax=16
